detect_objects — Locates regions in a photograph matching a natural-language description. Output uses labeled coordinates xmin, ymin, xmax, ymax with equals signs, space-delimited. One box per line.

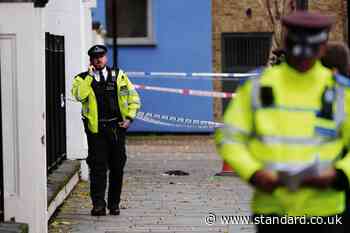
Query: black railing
xmin=45 ymin=32 xmax=67 ymax=173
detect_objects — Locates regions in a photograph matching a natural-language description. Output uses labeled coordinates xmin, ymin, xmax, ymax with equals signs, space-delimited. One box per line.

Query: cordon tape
xmin=67 ymin=71 xmax=258 ymax=128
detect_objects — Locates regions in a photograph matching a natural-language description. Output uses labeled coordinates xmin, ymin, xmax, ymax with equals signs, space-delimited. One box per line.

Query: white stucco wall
xmin=0 ymin=1 xmax=95 ymax=232
xmin=0 ymin=3 xmax=47 ymax=233
xmin=45 ymin=0 xmax=95 ymax=164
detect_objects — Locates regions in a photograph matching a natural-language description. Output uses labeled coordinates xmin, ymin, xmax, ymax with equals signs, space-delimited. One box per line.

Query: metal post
xmin=112 ymin=0 xmax=118 ymax=68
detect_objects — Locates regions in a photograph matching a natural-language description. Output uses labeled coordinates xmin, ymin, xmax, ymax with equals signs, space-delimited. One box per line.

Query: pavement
xmin=48 ymin=135 xmax=255 ymax=233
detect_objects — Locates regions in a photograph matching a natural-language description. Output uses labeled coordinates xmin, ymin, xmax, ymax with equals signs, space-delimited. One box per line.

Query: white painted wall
xmin=45 ymin=0 xmax=96 ymax=168
xmin=0 ymin=3 xmax=47 ymax=233
xmin=0 ymin=1 xmax=96 ymax=232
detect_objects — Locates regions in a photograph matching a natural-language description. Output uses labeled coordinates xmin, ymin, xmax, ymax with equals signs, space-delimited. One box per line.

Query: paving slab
xmin=48 ymin=135 xmax=256 ymax=233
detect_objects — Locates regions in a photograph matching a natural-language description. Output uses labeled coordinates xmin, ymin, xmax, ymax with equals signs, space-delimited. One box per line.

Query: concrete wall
xmin=0 ymin=3 xmax=47 ymax=233
xmin=92 ymin=0 xmax=213 ymax=132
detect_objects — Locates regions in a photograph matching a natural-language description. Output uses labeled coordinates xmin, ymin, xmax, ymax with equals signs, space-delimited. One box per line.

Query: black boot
xmin=91 ymin=206 xmax=106 ymax=216
xmin=109 ymin=207 xmax=120 ymax=216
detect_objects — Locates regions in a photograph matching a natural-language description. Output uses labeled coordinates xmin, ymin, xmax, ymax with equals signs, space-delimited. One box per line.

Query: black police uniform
xmin=84 ymin=44 xmax=126 ymax=215
xmin=84 ymin=67 xmax=127 ymax=214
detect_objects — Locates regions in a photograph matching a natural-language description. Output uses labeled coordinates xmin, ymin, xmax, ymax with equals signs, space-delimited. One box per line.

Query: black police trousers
xmin=85 ymin=121 xmax=127 ymax=210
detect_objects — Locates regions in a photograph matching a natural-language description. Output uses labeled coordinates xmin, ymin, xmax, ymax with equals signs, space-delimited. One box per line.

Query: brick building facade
xmin=212 ymin=0 xmax=348 ymax=120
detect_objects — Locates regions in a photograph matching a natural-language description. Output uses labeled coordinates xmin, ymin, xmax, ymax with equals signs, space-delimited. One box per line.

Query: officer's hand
xmin=119 ymin=119 xmax=131 ymax=128
xmin=302 ymin=168 xmax=336 ymax=189
xmin=251 ymin=170 xmax=280 ymax=193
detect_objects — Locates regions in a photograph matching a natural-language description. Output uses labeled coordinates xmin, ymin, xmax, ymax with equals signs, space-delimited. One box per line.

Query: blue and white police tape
xmin=134 ymin=84 xmax=235 ymax=98
xmin=136 ymin=111 xmax=223 ymax=129
xmin=127 ymin=71 xmax=260 ymax=81
xmin=66 ymin=97 xmax=222 ymax=129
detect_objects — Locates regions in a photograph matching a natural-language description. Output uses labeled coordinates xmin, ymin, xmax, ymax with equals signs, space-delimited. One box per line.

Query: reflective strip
xmin=269 ymin=105 xmax=317 ymax=113
xmin=220 ymin=124 xmax=250 ymax=137
xmin=252 ymin=104 xmax=318 ymax=113
xmin=335 ymin=86 xmax=345 ymax=128
xmin=265 ymin=159 xmax=333 ymax=172
xmin=120 ymin=90 xmax=129 ymax=96
xmin=251 ymin=78 xmax=261 ymax=110
xmin=216 ymin=138 xmax=246 ymax=147
xmin=217 ymin=125 xmax=251 ymax=147
xmin=256 ymin=135 xmax=334 ymax=145
xmin=335 ymin=73 xmax=350 ymax=87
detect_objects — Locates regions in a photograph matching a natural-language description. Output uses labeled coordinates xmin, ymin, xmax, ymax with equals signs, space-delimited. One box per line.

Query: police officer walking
xmin=72 ymin=45 xmax=141 ymax=216
xmin=216 ymin=11 xmax=350 ymax=233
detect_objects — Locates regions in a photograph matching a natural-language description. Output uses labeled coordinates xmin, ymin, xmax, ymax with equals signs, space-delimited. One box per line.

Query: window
xmin=222 ymin=32 xmax=272 ymax=72
xmin=106 ymin=0 xmax=155 ymax=46
xmin=221 ymin=32 xmax=273 ymax=112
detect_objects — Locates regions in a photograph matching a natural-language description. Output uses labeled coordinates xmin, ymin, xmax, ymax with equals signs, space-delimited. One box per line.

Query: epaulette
xmin=75 ymin=71 xmax=89 ymax=80
xmin=334 ymin=73 xmax=350 ymax=87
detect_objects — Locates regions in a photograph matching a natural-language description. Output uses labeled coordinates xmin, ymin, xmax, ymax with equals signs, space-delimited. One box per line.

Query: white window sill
xmin=106 ymin=37 xmax=156 ymax=47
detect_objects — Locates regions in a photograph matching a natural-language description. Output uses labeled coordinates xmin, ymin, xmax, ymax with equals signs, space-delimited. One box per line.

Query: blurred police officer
xmin=72 ymin=45 xmax=141 ymax=216
xmin=216 ymin=11 xmax=350 ymax=233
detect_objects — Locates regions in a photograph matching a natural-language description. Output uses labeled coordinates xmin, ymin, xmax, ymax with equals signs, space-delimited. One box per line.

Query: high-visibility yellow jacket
xmin=71 ymin=68 xmax=141 ymax=133
xmin=215 ymin=61 xmax=350 ymax=216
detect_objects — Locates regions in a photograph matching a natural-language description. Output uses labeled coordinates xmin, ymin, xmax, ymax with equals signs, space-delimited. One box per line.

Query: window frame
xmin=106 ymin=0 xmax=155 ymax=46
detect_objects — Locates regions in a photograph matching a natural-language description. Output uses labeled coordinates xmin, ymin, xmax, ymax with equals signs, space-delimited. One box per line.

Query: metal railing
xmin=45 ymin=32 xmax=67 ymax=173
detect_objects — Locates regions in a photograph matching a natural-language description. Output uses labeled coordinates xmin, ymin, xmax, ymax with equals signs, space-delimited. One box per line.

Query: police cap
xmin=282 ymin=11 xmax=334 ymax=58
xmin=282 ymin=11 xmax=334 ymax=30
xmin=88 ymin=44 xmax=107 ymax=57
xmin=282 ymin=11 xmax=334 ymax=44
